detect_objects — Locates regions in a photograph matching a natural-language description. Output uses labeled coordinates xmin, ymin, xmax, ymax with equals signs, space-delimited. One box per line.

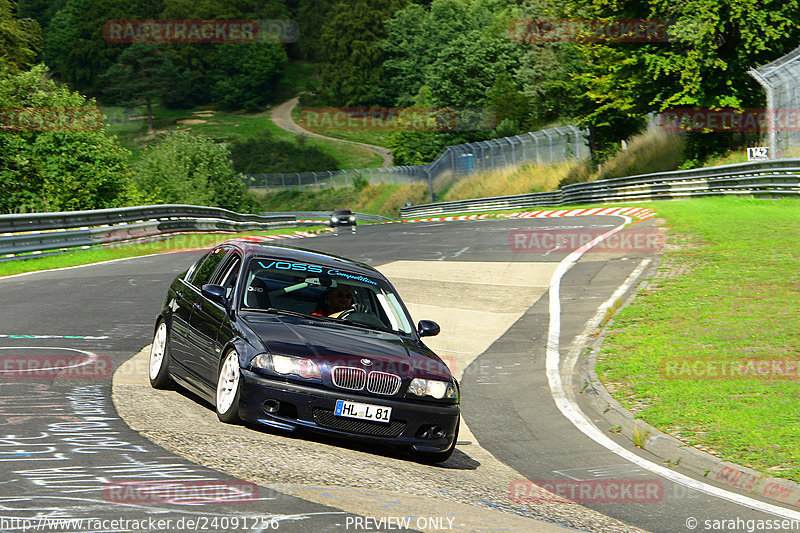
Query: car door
xmin=169 ymin=253 xmax=209 ymax=369
xmin=188 ymin=250 xmax=241 ymax=386
xmin=179 ymin=246 xmax=230 ymax=388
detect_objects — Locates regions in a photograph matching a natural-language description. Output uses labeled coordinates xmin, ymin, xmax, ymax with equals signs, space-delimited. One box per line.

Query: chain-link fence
xmin=246 ymin=125 xmax=589 ymax=200
xmin=749 ymin=45 xmax=800 ymax=157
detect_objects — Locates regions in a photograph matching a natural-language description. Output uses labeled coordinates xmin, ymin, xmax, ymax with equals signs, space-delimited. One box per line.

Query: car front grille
xmin=331 ymin=367 xmax=401 ymax=395
xmin=331 ymin=367 xmax=367 ymax=390
xmin=366 ymin=371 xmax=401 ymax=395
xmin=312 ymin=408 xmax=406 ymax=437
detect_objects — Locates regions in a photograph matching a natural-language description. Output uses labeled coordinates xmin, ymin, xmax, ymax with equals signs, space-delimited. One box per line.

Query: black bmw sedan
xmin=148 ymin=239 xmax=460 ymax=462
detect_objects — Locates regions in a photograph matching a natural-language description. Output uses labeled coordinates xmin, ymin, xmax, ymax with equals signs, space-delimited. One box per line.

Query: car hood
xmin=241 ymin=313 xmax=451 ymax=380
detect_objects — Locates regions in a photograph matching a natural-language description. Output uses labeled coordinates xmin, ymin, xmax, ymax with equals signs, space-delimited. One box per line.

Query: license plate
xmin=334 ymin=399 xmax=391 ymax=423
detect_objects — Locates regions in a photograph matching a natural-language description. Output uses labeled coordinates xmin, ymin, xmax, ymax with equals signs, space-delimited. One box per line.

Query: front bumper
xmin=239 ymin=369 xmax=459 ymax=452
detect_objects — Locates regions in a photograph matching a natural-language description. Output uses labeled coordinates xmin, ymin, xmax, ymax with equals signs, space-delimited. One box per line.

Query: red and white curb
xmin=506 ymin=207 xmax=655 ymax=220
xmin=236 ymin=228 xmax=333 ymax=243
xmin=399 ymin=208 xmax=654 ymax=224
xmin=399 ymin=214 xmax=490 ymax=223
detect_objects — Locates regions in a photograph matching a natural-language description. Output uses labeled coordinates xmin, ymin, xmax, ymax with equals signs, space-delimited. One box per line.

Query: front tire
xmin=149 ymin=320 xmax=173 ymax=389
xmin=216 ymin=349 xmax=242 ymax=423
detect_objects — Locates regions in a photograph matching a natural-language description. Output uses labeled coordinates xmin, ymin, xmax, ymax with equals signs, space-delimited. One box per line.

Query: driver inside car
xmin=312 ymin=284 xmax=366 ymax=317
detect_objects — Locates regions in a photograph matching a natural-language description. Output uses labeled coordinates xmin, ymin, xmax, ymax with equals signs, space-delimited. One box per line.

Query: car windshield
xmin=240 ymin=257 xmax=414 ymax=335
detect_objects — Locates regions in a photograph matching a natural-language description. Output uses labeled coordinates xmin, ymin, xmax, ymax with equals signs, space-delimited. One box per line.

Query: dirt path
xmin=270 ymin=97 xmax=394 ymax=168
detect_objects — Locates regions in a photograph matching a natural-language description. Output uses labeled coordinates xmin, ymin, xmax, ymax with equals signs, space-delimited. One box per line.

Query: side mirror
xmin=417 ymin=320 xmax=440 ymax=338
xmin=202 ymin=284 xmax=233 ymax=315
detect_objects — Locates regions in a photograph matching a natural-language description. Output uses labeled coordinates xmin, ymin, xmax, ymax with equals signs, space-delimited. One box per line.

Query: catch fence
xmin=246 ymin=126 xmax=589 ymax=200
xmin=749 ymin=44 xmax=800 ymax=156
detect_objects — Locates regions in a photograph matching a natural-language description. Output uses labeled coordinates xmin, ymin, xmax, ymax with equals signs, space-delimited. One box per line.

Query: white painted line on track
xmin=560 ymin=257 xmax=652 ymax=395
xmin=0 ymin=346 xmax=100 ymax=374
xmin=544 ymin=217 xmax=800 ymax=520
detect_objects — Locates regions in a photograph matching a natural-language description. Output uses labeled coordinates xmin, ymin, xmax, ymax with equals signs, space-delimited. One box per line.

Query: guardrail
xmin=0 ymin=205 xmax=307 ymax=259
xmin=260 ymin=211 xmax=391 ymax=223
xmin=400 ymin=159 xmax=800 ymax=217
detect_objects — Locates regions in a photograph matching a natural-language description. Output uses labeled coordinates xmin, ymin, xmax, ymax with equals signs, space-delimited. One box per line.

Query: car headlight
xmin=407 ymin=378 xmax=458 ymax=400
xmin=349 ymin=216 xmax=356 ymax=221
xmin=250 ymin=354 xmax=321 ymax=380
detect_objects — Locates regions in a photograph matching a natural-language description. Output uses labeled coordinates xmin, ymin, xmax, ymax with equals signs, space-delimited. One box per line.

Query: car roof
xmin=333 ymin=209 xmax=351 ymax=213
xmin=219 ymin=239 xmax=381 ymax=277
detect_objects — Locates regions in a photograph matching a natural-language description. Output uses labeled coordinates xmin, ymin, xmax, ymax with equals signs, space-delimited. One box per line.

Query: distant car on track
xmin=329 ymin=209 xmax=357 ymax=229
xmin=148 ymin=240 xmax=460 ymax=462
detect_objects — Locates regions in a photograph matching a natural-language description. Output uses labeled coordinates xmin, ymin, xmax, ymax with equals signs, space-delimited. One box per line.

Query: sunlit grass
xmin=597 ymin=197 xmax=800 ymax=481
xmin=291 ymin=104 xmax=393 ymax=148
xmin=440 ymin=161 xmax=578 ymax=201
xmin=100 ymin=104 xmax=382 ymax=170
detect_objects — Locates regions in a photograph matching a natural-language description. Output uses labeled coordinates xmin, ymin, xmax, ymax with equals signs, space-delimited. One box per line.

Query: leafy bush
xmin=351 ymin=175 xmax=369 ymax=191
xmin=0 ymin=65 xmax=133 ymax=213
xmin=229 ymin=131 xmax=340 ymax=174
xmin=210 ymin=43 xmax=288 ymax=112
xmin=134 ymin=131 xmax=253 ymax=212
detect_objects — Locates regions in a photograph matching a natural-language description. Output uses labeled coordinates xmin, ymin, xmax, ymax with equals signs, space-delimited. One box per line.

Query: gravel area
xmin=114 ymin=349 xmax=643 ymax=533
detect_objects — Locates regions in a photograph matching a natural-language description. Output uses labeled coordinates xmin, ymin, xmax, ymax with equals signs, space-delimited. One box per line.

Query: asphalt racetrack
xmin=0 ymin=217 xmax=796 ymax=533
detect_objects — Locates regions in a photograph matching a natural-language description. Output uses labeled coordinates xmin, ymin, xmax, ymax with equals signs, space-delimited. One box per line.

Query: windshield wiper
xmin=247 ymin=307 xmax=400 ymax=333
xmin=247 ymin=307 xmax=336 ymax=322
xmin=339 ymin=318 xmax=397 ymax=335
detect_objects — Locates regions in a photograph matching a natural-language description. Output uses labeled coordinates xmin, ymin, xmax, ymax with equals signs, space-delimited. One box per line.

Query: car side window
xmin=217 ymin=254 xmax=242 ymax=300
xmin=188 ymin=247 xmax=228 ymax=288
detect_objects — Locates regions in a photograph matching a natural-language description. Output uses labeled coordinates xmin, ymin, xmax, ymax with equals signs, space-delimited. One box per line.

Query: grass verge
xmin=0 ymin=227 xmax=326 ymax=278
xmin=291 ymin=104 xmax=393 ymax=148
xmin=596 ymin=197 xmax=800 ymax=482
xmin=254 ymin=183 xmax=430 ymax=219
xmin=101 ymin=104 xmax=382 ymax=170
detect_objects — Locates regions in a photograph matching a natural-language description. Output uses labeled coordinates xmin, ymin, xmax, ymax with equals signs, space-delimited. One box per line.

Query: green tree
xmin=0 ymin=0 xmax=42 ymax=71
xmin=229 ymin=130 xmax=339 ymax=174
xmin=316 ymin=0 xmax=407 ymax=106
xmin=289 ymin=0 xmax=336 ymax=60
xmin=17 ymin=0 xmax=66 ymax=30
xmin=210 ymin=42 xmax=288 ymax=111
xmin=44 ymin=0 xmax=128 ymax=90
xmin=100 ymin=43 xmax=176 ymax=133
xmin=0 ymin=65 xmax=134 ymax=213
xmin=157 ymin=0 xmax=290 ymax=109
xmin=564 ymin=0 xmax=800 ymax=158
xmin=135 ymin=131 xmax=252 ymax=211
xmin=381 ymin=0 xmax=528 ymax=163
xmin=382 ymin=0 xmax=481 ymax=107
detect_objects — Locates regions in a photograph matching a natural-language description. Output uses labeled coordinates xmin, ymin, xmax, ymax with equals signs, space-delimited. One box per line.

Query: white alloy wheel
xmin=216 ymin=350 xmax=242 ymax=422
xmin=149 ymin=321 xmax=172 ymax=389
xmin=149 ymin=322 xmax=167 ymax=380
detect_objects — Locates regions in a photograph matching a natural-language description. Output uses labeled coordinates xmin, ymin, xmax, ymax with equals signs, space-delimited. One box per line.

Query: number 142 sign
xmin=747 ymin=147 xmax=770 ymax=161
